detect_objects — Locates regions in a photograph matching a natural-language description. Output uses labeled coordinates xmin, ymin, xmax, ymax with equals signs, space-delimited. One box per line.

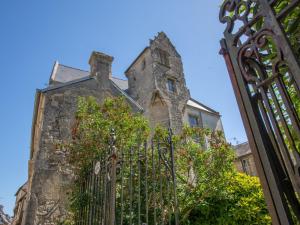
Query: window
xmin=158 ymin=49 xmax=169 ymax=66
xmin=241 ymin=159 xmax=250 ymax=175
xmin=167 ymin=79 xmax=176 ymax=93
xmin=142 ymin=59 xmax=146 ymax=70
xmin=188 ymin=115 xmax=199 ymax=127
xmin=188 ymin=114 xmax=203 ymax=144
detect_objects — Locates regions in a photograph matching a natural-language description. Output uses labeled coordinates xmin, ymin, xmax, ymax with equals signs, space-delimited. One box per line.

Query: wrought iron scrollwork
xmin=220 ymin=0 xmax=300 ymax=224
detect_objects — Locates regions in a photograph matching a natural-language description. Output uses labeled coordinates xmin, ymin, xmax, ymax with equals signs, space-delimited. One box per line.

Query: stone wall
xmin=126 ymin=32 xmax=190 ymax=133
xmin=23 ymin=80 xmax=108 ymax=224
xmin=234 ymin=154 xmax=258 ymax=176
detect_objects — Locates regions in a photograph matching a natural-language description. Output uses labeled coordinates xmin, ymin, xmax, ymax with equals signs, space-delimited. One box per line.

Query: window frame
xmin=188 ymin=114 xmax=200 ymax=127
xmin=241 ymin=158 xmax=251 ymax=175
xmin=167 ymin=78 xmax=176 ymax=93
xmin=141 ymin=59 xmax=146 ymax=70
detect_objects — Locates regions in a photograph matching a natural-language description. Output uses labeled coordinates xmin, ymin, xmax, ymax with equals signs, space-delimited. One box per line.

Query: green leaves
xmin=175 ymin=127 xmax=271 ymax=225
xmin=65 ymin=96 xmax=150 ymax=222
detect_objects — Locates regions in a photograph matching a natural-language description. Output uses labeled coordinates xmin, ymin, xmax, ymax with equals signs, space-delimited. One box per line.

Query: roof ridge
xmin=59 ymin=64 xmax=89 ymax=73
xmin=234 ymin=141 xmax=249 ymax=147
xmin=58 ymin=64 xmax=127 ymax=81
xmin=41 ymin=77 xmax=93 ymax=93
xmin=110 ymin=80 xmax=143 ymax=112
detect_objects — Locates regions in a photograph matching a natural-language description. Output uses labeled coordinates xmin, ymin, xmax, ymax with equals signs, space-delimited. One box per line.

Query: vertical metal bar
xmin=120 ymin=149 xmax=124 ymax=225
xmin=138 ymin=144 xmax=141 ymax=225
xmin=144 ymin=141 xmax=149 ymax=225
xmin=100 ymin=160 xmax=104 ymax=224
xmin=158 ymin=141 xmax=164 ymax=224
xmin=129 ymin=147 xmax=133 ymax=225
xmin=78 ymin=179 xmax=83 ymax=225
xmin=167 ymin=176 xmax=171 ymax=225
xmin=152 ymin=140 xmax=157 ymax=225
xmin=88 ymin=163 xmax=94 ymax=225
xmin=97 ymin=161 xmax=102 ymax=225
xmin=102 ymin=158 xmax=108 ymax=225
xmin=268 ymin=83 xmax=300 ymax=163
xmin=89 ymin=165 xmax=93 ymax=225
xmin=93 ymin=165 xmax=99 ymax=225
xmin=109 ymin=130 xmax=117 ymax=225
xmin=276 ymin=78 xmax=300 ymax=137
xmin=168 ymin=127 xmax=179 ymax=225
xmin=84 ymin=169 xmax=89 ymax=225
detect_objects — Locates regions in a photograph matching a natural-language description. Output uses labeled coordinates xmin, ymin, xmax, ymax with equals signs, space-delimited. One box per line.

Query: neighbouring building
xmin=234 ymin=142 xmax=258 ymax=176
xmin=0 ymin=205 xmax=11 ymax=225
xmin=11 ymin=183 xmax=27 ymax=225
xmin=15 ymin=32 xmax=223 ymax=224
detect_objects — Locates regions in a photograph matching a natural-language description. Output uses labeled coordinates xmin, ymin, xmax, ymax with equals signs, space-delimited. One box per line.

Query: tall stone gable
xmin=126 ymin=32 xmax=190 ymax=133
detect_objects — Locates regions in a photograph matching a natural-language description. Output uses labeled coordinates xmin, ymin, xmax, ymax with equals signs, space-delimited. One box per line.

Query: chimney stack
xmin=89 ymin=51 xmax=114 ymax=80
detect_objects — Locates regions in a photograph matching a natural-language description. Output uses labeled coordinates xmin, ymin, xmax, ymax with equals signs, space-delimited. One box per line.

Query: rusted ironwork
xmin=220 ymin=0 xmax=300 ymax=224
xmin=75 ymin=129 xmax=179 ymax=225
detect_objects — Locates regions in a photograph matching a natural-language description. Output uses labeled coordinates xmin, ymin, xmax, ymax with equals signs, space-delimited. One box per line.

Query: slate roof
xmin=50 ymin=62 xmax=129 ymax=90
xmin=187 ymin=98 xmax=219 ymax=115
xmin=48 ymin=62 xmax=218 ymax=115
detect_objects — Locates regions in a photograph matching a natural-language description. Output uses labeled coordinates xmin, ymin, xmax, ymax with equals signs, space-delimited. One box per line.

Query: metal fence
xmin=219 ymin=0 xmax=300 ymax=224
xmin=75 ymin=129 xmax=179 ymax=225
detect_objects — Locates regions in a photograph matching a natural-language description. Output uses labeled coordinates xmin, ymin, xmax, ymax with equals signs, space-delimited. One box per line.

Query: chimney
xmin=89 ymin=51 xmax=114 ymax=80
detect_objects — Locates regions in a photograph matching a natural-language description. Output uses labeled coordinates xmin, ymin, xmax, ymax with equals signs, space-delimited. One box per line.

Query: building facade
xmin=17 ymin=32 xmax=223 ymax=224
xmin=234 ymin=142 xmax=258 ymax=176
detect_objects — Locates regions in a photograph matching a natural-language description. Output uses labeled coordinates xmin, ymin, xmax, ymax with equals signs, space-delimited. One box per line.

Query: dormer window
xmin=157 ymin=49 xmax=169 ymax=67
xmin=167 ymin=78 xmax=176 ymax=93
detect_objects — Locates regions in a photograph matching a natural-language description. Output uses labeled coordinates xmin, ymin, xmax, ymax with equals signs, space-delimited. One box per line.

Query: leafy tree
xmin=64 ymin=96 xmax=149 ymax=224
xmin=174 ymin=126 xmax=271 ymax=225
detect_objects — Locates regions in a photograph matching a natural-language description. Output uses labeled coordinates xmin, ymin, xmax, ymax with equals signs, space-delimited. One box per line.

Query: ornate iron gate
xmin=75 ymin=129 xmax=179 ymax=225
xmin=219 ymin=0 xmax=300 ymax=224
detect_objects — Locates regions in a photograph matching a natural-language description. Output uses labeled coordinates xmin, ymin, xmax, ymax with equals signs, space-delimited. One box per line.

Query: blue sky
xmin=0 ymin=0 xmax=247 ymax=214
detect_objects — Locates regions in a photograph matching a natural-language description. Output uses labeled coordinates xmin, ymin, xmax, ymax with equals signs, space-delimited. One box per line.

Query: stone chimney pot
xmin=89 ymin=51 xmax=114 ymax=79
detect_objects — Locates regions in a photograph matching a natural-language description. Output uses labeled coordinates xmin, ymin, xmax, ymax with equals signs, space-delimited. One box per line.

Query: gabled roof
xmin=49 ymin=62 xmax=128 ymax=90
xmin=125 ymin=31 xmax=180 ymax=75
xmin=41 ymin=62 xmax=141 ymax=111
xmin=187 ymin=98 xmax=220 ymax=116
xmin=50 ymin=62 xmax=89 ymax=83
xmin=47 ymin=62 xmax=219 ymax=115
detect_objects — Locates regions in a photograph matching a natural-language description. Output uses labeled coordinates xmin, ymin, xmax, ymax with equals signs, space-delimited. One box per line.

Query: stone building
xmin=11 ymin=182 xmax=27 ymax=225
xmin=234 ymin=142 xmax=258 ymax=176
xmin=0 ymin=205 xmax=11 ymax=225
xmin=16 ymin=32 xmax=223 ymax=224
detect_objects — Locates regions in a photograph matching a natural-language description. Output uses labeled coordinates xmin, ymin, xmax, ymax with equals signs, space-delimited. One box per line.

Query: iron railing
xmin=75 ymin=129 xmax=179 ymax=225
xmin=219 ymin=0 xmax=300 ymax=224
